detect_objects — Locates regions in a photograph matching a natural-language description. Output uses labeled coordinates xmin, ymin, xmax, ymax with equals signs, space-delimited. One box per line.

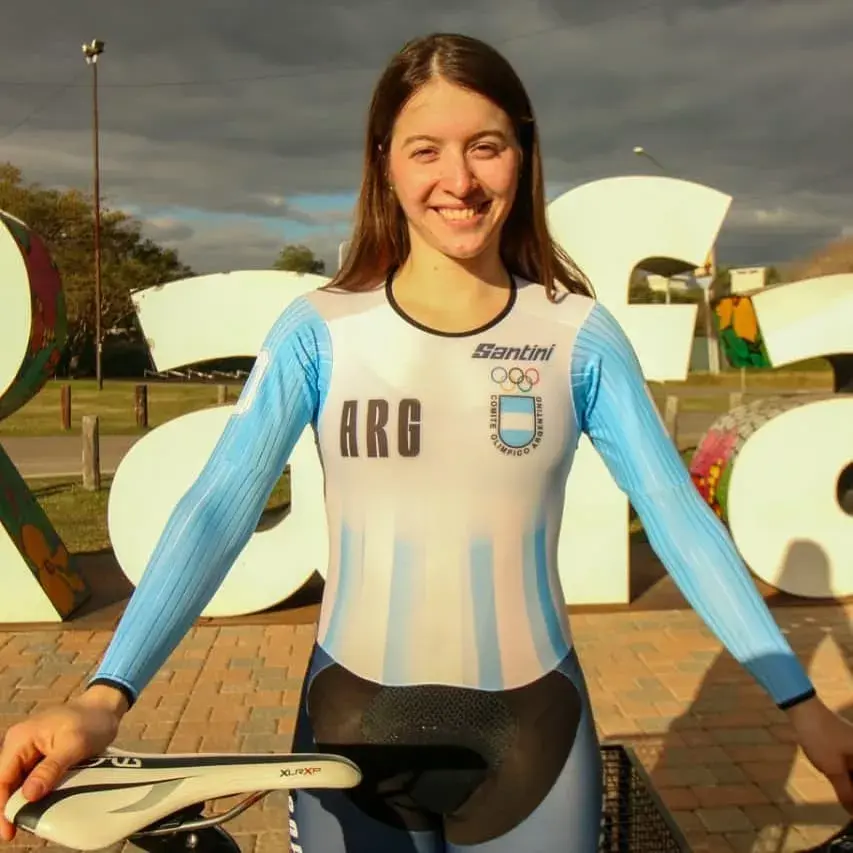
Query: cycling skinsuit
xmin=90 ymin=275 xmax=815 ymax=853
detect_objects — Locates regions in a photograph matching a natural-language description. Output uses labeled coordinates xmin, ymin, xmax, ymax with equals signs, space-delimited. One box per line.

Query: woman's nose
xmin=441 ymin=153 xmax=476 ymax=196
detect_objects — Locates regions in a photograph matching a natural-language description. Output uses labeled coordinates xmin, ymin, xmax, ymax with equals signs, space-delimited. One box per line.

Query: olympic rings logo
xmin=490 ymin=366 xmax=540 ymax=393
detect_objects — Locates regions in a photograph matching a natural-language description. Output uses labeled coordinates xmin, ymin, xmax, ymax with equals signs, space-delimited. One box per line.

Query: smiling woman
xmin=5 ymin=29 xmax=853 ymax=853
xmin=331 ymin=32 xmax=591 ymax=313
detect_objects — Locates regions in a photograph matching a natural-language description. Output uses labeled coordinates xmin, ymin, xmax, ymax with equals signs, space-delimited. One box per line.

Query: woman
xmin=1 ymin=32 xmax=852 ymax=853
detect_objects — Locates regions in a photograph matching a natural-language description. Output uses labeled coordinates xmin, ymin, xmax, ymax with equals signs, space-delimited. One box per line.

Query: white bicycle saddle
xmin=4 ymin=747 xmax=361 ymax=851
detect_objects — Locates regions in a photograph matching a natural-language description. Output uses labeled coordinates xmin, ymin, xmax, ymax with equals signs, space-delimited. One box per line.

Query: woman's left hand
xmin=786 ymin=695 xmax=853 ymax=813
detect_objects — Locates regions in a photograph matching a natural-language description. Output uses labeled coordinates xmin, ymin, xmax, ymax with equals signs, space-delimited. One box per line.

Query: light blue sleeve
xmin=89 ymin=296 xmax=332 ymax=703
xmin=570 ymin=300 xmax=815 ymax=709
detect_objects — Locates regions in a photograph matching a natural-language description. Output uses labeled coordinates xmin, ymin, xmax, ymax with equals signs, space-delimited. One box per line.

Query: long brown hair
xmin=328 ymin=33 xmax=592 ymax=300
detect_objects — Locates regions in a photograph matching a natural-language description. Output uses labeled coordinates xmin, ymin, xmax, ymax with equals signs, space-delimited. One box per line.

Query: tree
xmin=784 ymin=237 xmax=853 ymax=281
xmin=272 ymin=243 xmax=325 ymax=274
xmin=0 ymin=163 xmax=193 ymax=376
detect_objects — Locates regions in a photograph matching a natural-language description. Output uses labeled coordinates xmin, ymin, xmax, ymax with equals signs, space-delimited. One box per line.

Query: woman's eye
xmin=409 ymin=142 xmax=501 ymax=161
xmin=472 ymin=143 xmax=500 ymax=157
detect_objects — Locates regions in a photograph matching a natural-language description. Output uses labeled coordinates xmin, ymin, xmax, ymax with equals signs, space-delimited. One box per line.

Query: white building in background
xmin=650 ymin=266 xmax=768 ymax=298
xmin=337 ymin=240 xmax=351 ymax=271
xmin=644 ymin=272 xmax=721 ymax=372
xmin=730 ymin=266 xmax=767 ymax=294
xmin=646 ymin=273 xmax=700 ymax=300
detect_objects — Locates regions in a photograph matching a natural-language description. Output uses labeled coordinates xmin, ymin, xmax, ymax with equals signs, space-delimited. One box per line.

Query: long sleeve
xmin=88 ymin=296 xmax=332 ymax=704
xmin=569 ymin=300 xmax=815 ymax=709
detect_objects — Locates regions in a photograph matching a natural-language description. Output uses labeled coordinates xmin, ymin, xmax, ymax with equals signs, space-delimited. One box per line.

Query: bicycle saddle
xmin=4 ymin=747 xmax=361 ymax=851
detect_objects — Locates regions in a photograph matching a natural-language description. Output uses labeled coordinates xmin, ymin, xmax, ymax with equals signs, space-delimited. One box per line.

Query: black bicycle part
xmin=128 ymin=803 xmax=241 ymax=853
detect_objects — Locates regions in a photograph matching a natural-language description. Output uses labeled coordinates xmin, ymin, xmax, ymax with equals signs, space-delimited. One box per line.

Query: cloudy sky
xmin=1 ymin=0 xmax=851 ymax=275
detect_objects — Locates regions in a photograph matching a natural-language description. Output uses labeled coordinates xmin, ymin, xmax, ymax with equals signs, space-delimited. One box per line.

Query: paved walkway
xmin=2 ymin=604 xmax=852 ymax=852
xmin=0 ymin=436 xmax=139 ymax=479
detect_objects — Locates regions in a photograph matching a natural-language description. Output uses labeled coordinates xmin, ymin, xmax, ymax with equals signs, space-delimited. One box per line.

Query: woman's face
xmin=387 ymin=76 xmax=521 ymax=263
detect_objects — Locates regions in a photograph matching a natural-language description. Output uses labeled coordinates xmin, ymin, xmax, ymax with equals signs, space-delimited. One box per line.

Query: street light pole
xmin=632 ymin=145 xmax=721 ymax=375
xmin=632 ymin=145 xmax=668 ymax=175
xmin=702 ymin=245 xmax=721 ymax=374
xmin=83 ymin=39 xmax=105 ymax=390
xmin=632 ymin=146 xmax=672 ymax=305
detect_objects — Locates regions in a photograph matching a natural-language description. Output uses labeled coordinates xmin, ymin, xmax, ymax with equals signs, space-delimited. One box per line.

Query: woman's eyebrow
xmin=401 ymin=129 xmax=508 ymax=148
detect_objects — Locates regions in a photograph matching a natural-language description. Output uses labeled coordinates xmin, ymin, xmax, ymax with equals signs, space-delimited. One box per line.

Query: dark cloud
xmin=0 ymin=0 xmax=851 ymax=273
xmin=212 ymin=195 xmax=354 ymax=225
xmin=143 ymin=219 xmax=286 ymax=273
xmin=142 ymin=218 xmax=194 ymax=242
xmin=145 ymin=221 xmax=346 ymax=275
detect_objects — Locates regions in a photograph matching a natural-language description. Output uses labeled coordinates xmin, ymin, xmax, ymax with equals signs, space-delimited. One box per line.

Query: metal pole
xmin=93 ymin=58 xmax=102 ymax=390
xmin=634 ymin=147 xmax=671 ymax=304
xmin=634 ymin=147 xmax=668 ymax=175
xmin=634 ymin=146 xmax=721 ymax=374
xmin=704 ymin=245 xmax=721 ymax=374
xmin=83 ymin=39 xmax=105 ymax=390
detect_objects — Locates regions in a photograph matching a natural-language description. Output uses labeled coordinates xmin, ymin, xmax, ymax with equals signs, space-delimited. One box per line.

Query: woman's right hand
xmin=0 ymin=685 xmax=128 ymax=842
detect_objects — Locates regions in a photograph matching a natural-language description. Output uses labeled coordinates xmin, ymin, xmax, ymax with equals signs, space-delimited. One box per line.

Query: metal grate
xmin=799 ymin=822 xmax=853 ymax=852
xmin=599 ymin=744 xmax=690 ymax=852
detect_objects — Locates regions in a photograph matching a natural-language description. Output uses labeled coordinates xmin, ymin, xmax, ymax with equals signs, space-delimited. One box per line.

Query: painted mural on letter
xmin=0 ymin=210 xmax=88 ymax=618
xmin=713 ymin=294 xmax=771 ymax=369
xmin=689 ymin=396 xmax=810 ymax=522
xmin=0 ymin=210 xmax=68 ymax=421
xmin=0 ymin=446 xmax=89 ymax=616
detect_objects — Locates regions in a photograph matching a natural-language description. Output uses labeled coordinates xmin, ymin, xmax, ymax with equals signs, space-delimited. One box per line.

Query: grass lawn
xmin=28 ymin=471 xmax=291 ymax=555
xmin=30 ymin=478 xmax=114 ymax=554
xmin=0 ymin=380 xmax=239 ymax=437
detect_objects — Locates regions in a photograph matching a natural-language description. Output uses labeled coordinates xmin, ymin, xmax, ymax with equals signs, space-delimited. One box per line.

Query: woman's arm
xmin=569 ymin=299 xmax=815 ymax=709
xmin=86 ymin=295 xmax=332 ymax=706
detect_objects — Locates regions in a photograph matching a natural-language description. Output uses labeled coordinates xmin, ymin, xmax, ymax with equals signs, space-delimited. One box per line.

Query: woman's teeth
xmin=437 ymin=202 xmax=488 ymax=220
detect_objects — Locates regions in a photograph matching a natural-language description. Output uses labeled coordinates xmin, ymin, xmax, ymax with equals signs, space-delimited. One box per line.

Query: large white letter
xmin=107 ymin=271 xmax=330 ymax=617
xmin=0 ymin=210 xmax=90 ymax=622
xmin=547 ymin=176 xmax=732 ymax=604
xmin=725 ymin=274 xmax=853 ymax=597
xmin=111 ymin=176 xmax=737 ymax=612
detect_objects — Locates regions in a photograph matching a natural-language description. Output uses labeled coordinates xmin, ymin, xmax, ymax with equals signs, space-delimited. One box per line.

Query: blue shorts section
xmin=287 ymin=646 xmax=604 ymax=853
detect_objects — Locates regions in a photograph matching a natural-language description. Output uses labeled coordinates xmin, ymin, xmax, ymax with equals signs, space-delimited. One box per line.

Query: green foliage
xmin=0 ymin=163 xmax=194 ymax=375
xmin=272 ymin=243 xmax=325 ymax=274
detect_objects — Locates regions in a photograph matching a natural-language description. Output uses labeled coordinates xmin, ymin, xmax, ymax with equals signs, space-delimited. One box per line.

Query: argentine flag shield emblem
xmin=497 ymin=395 xmax=537 ymax=448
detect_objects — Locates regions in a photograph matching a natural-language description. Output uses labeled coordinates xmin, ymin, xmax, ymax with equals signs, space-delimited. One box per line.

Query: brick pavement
xmin=2 ymin=604 xmax=852 ymax=853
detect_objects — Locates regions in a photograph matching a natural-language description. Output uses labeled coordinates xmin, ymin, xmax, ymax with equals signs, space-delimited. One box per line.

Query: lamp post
xmin=632 ymin=147 xmax=672 ymax=305
xmin=632 ymin=145 xmax=721 ymax=374
xmin=82 ymin=38 xmax=104 ymax=390
xmin=632 ymin=145 xmax=668 ymax=175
